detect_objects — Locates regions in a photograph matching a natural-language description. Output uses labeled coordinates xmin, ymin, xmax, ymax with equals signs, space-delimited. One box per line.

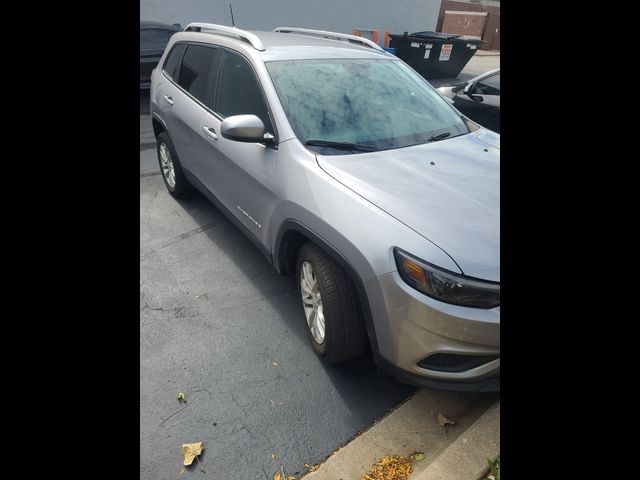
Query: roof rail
xmin=273 ymin=27 xmax=385 ymax=52
xmin=184 ymin=23 xmax=265 ymax=51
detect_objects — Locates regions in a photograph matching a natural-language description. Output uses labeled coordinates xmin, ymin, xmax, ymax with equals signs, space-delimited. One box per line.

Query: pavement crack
xmin=159 ymin=392 xmax=199 ymax=427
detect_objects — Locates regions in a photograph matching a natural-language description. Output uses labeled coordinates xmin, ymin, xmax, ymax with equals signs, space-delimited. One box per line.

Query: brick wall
xmin=436 ymin=0 xmax=500 ymax=50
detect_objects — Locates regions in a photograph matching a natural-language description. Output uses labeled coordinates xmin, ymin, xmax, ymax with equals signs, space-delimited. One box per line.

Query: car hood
xmin=316 ymin=131 xmax=500 ymax=281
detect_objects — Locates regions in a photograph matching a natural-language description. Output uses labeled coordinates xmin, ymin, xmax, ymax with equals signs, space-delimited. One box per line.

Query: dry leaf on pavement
xmin=437 ymin=413 xmax=456 ymax=428
xmin=274 ymin=471 xmax=283 ymax=480
xmin=361 ymin=455 xmax=414 ymax=480
xmin=182 ymin=442 xmax=204 ymax=466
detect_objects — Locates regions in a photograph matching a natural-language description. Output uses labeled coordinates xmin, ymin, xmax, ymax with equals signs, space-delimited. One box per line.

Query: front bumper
xmin=365 ymin=271 xmax=500 ymax=391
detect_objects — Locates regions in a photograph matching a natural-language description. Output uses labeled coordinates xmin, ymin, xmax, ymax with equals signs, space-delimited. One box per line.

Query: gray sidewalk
xmin=413 ymin=401 xmax=500 ymax=480
xmin=301 ymin=390 xmax=497 ymax=479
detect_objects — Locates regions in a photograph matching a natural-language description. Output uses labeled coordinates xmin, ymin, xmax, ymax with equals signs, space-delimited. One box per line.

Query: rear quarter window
xmin=163 ymin=43 xmax=186 ymax=80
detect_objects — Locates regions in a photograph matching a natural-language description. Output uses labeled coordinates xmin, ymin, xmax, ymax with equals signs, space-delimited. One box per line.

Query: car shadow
xmin=170 ymin=188 xmax=418 ymax=413
xmin=140 ymin=89 xmax=150 ymax=114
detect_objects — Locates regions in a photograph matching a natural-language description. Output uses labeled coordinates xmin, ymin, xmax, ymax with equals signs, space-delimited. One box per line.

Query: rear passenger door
xmin=205 ymin=49 xmax=279 ymax=250
xmin=165 ymin=43 xmax=222 ymax=184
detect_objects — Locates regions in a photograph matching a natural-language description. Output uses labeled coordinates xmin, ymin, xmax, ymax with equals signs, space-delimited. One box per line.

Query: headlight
xmin=394 ymin=248 xmax=499 ymax=309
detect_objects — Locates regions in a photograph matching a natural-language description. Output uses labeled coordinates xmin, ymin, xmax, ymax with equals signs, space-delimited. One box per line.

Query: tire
xmin=156 ymin=131 xmax=192 ymax=198
xmin=296 ymin=242 xmax=368 ymax=363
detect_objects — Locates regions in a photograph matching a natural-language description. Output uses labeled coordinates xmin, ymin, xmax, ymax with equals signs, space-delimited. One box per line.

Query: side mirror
xmin=220 ymin=114 xmax=270 ymax=143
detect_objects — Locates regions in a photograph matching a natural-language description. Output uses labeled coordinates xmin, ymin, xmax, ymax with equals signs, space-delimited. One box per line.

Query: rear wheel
xmin=296 ymin=242 xmax=368 ymax=363
xmin=156 ymin=132 xmax=192 ymax=198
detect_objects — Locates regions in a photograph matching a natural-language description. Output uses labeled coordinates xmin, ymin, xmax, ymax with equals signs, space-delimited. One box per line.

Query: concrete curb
xmin=412 ymin=400 xmax=500 ymax=480
xmin=300 ymin=389 xmax=497 ymax=480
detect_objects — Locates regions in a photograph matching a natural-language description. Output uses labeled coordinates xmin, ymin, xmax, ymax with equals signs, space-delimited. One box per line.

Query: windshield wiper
xmin=426 ymin=132 xmax=452 ymax=143
xmin=304 ymin=139 xmax=378 ymax=152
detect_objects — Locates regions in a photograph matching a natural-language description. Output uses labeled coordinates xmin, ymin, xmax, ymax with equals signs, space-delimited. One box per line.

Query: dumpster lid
xmin=410 ymin=31 xmax=461 ymax=40
xmin=388 ymin=31 xmax=483 ymax=43
xmin=411 ymin=31 xmax=483 ymax=42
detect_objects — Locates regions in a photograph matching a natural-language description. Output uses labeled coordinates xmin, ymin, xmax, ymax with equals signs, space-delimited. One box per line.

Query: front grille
xmin=418 ymin=353 xmax=499 ymax=373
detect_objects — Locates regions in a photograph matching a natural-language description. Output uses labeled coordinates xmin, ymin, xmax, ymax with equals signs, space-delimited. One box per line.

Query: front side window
xmin=162 ymin=43 xmax=186 ymax=80
xmin=215 ymin=51 xmax=272 ymax=132
xmin=474 ymin=73 xmax=500 ymax=96
xmin=265 ymin=59 xmax=468 ymax=154
xmin=178 ymin=44 xmax=218 ymax=107
xmin=140 ymin=29 xmax=171 ymax=50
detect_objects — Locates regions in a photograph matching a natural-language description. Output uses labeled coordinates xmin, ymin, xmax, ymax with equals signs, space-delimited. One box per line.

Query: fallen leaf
xmin=413 ymin=452 xmax=425 ymax=461
xmin=272 ymin=452 xmax=276 ymax=460
xmin=272 ymin=362 xmax=279 ymax=367
xmin=177 ymin=392 xmax=187 ymax=403
xmin=287 ymin=477 xmax=297 ymax=480
xmin=437 ymin=413 xmax=456 ymax=428
xmin=308 ymin=464 xmax=320 ymax=473
xmin=273 ymin=471 xmax=283 ymax=480
xmin=182 ymin=442 xmax=204 ymax=466
xmin=361 ymin=456 xmax=413 ymax=480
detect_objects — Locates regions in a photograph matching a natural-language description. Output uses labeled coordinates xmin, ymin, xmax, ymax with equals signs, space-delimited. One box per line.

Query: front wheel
xmin=296 ymin=242 xmax=368 ymax=363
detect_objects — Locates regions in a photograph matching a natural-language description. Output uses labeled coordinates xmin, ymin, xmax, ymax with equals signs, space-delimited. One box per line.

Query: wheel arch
xmin=273 ymin=219 xmax=380 ymax=353
xmin=152 ymin=113 xmax=167 ymax=139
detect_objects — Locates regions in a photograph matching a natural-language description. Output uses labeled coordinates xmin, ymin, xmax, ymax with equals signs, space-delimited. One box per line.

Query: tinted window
xmin=140 ymin=29 xmax=171 ymax=50
xmin=216 ymin=51 xmax=272 ymax=131
xmin=178 ymin=45 xmax=218 ymax=107
xmin=475 ymin=73 xmax=500 ymax=96
xmin=163 ymin=43 xmax=186 ymax=80
xmin=266 ymin=59 xmax=467 ymax=153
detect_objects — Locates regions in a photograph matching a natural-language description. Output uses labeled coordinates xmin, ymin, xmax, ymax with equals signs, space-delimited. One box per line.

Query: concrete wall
xmin=140 ymin=0 xmax=442 ymax=39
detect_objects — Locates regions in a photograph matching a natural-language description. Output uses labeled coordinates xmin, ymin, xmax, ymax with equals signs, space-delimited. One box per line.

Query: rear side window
xmin=163 ymin=43 xmax=186 ymax=80
xmin=475 ymin=73 xmax=500 ymax=96
xmin=178 ymin=45 xmax=218 ymax=107
xmin=140 ymin=29 xmax=171 ymax=50
xmin=215 ymin=51 xmax=272 ymax=131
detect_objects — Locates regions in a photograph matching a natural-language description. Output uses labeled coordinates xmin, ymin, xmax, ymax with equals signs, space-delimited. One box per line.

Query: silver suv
xmin=150 ymin=24 xmax=500 ymax=391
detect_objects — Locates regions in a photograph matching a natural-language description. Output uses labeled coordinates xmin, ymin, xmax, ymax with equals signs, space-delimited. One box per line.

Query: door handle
xmin=163 ymin=95 xmax=174 ymax=106
xmin=202 ymin=125 xmax=218 ymax=140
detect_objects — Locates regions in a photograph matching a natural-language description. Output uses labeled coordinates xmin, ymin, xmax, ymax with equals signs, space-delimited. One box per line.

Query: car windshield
xmin=265 ymin=58 xmax=469 ymax=155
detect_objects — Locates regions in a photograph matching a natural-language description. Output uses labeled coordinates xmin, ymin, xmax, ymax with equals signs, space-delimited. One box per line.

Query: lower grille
xmin=418 ymin=353 xmax=499 ymax=373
